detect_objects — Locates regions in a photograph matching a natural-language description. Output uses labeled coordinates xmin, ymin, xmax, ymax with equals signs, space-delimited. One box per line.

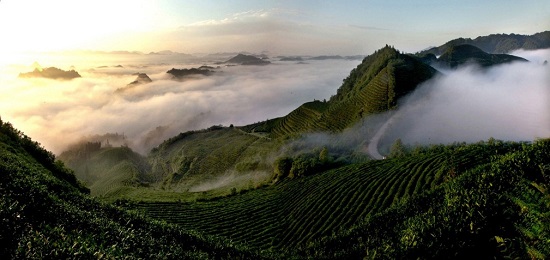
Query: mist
xmin=278 ymin=49 xmax=550 ymax=160
xmin=379 ymin=49 xmax=550 ymax=150
xmin=188 ymin=170 xmax=272 ymax=193
xmin=0 ymin=55 xmax=358 ymax=154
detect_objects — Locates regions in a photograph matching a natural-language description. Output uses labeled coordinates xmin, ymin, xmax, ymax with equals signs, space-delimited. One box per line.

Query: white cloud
xmin=379 ymin=49 xmax=550 ymax=147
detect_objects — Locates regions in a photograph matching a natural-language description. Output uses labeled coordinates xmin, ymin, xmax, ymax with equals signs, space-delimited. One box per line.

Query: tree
xmin=274 ymin=157 xmax=293 ymax=179
xmin=319 ymin=147 xmax=329 ymax=163
xmin=389 ymin=138 xmax=406 ymax=158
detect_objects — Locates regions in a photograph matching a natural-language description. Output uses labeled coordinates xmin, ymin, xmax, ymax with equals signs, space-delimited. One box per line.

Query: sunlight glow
xmin=0 ymin=0 xmax=160 ymax=54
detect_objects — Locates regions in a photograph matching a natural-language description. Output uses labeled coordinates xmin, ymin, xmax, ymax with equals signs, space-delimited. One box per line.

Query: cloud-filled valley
xmin=0 ymin=56 xmax=358 ymax=154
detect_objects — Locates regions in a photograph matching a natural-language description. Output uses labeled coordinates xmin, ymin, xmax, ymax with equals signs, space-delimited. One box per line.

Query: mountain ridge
xmin=418 ymin=31 xmax=550 ymax=56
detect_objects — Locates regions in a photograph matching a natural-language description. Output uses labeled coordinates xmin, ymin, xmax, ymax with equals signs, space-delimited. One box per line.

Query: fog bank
xmin=379 ymin=49 xmax=550 ymax=149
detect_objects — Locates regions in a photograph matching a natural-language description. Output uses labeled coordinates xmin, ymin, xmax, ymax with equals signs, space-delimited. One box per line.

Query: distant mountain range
xmin=418 ymin=31 xmax=550 ymax=56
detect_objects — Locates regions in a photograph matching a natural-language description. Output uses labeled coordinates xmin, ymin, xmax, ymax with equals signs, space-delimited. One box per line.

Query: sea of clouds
xmin=0 ymin=53 xmax=358 ymax=154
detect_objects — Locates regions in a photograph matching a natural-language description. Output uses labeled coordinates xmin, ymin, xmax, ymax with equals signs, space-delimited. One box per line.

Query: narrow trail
xmin=367 ymin=112 xmax=398 ymax=160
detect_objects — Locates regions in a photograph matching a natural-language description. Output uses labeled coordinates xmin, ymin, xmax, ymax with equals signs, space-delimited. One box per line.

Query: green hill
xmin=59 ymin=144 xmax=151 ymax=197
xmin=436 ymin=44 xmax=527 ymax=68
xmin=418 ymin=31 xmax=550 ymax=56
xmin=0 ymin=118 xmax=259 ymax=259
xmin=246 ymin=46 xmax=436 ymax=138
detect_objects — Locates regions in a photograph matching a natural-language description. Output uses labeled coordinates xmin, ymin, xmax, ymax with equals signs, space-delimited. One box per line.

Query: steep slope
xmin=418 ymin=31 xmax=550 ymax=56
xmin=264 ymin=46 xmax=436 ymax=137
xmin=0 ymin=119 xmax=258 ymax=259
xmin=436 ymin=44 xmax=527 ymax=68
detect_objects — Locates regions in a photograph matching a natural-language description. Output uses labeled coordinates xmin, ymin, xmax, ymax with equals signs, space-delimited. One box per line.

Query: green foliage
xmin=3 ymin=115 xmax=549 ymax=259
xmin=301 ymin=139 xmax=550 ymax=259
xmin=128 ymin=140 xmax=524 ymax=256
xmin=0 ymin=120 xmax=258 ymax=259
xmin=149 ymin=127 xmax=277 ymax=190
xmin=389 ymin=138 xmax=406 ymax=158
xmin=273 ymin=156 xmax=293 ymax=180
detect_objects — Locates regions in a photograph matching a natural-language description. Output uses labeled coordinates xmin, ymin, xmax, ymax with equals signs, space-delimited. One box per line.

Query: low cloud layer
xmin=379 ymin=49 xmax=550 ymax=149
xmin=0 ymin=56 xmax=358 ymax=154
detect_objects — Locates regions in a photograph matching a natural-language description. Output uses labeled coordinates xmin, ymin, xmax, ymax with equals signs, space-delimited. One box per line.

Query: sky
xmin=0 ymin=0 xmax=548 ymax=56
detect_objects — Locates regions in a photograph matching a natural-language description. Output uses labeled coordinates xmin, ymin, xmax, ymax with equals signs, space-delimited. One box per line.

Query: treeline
xmin=273 ymin=147 xmax=345 ymax=180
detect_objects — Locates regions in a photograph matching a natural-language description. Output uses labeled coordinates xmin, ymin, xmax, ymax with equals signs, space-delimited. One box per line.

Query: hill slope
xmin=130 ymin=139 xmax=550 ymax=258
xmin=0 ymin=119 xmax=259 ymax=259
xmin=246 ymin=46 xmax=436 ymax=138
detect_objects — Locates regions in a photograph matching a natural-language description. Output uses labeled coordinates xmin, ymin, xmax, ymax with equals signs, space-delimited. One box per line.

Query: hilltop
xmin=418 ymin=31 xmax=550 ymax=56
xmin=239 ymin=46 xmax=437 ymax=137
xmin=127 ymin=73 xmax=152 ymax=86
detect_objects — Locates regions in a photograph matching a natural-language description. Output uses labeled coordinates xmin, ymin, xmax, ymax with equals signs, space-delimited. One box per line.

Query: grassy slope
xmin=0 ymin=120 xmax=260 ymax=259
xmin=3 ymin=116 xmax=549 ymax=258
xmin=60 ymin=146 xmax=151 ymax=197
xmin=128 ymin=140 xmax=550 ymax=259
xmin=303 ymin=139 xmax=550 ymax=259
xmin=148 ymin=127 xmax=279 ymax=189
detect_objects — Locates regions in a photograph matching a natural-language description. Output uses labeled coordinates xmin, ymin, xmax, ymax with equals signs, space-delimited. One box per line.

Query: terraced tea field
xmin=130 ymin=144 xmax=500 ymax=250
